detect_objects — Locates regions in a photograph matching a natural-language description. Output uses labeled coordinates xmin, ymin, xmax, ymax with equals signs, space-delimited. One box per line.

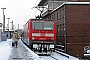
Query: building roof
xmin=65 ymin=2 xmax=90 ymax=4
xmin=38 ymin=0 xmax=47 ymax=6
xmin=52 ymin=2 xmax=90 ymax=12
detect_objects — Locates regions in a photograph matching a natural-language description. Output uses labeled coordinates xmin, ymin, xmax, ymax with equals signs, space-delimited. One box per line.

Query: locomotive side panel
xmin=23 ymin=21 xmax=30 ymax=45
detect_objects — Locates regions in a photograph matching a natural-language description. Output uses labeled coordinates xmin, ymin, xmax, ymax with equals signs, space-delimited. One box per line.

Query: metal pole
xmin=12 ymin=21 xmax=14 ymax=30
xmin=18 ymin=24 xmax=19 ymax=30
xmin=7 ymin=18 xmax=10 ymax=30
xmin=1 ymin=8 xmax=6 ymax=32
xmin=7 ymin=18 xmax=10 ymax=39
xmin=10 ymin=20 xmax=14 ymax=30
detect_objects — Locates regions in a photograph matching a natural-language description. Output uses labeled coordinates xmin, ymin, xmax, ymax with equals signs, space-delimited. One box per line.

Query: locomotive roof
xmin=30 ymin=19 xmax=54 ymax=21
xmin=24 ymin=19 xmax=55 ymax=25
xmin=52 ymin=2 xmax=90 ymax=13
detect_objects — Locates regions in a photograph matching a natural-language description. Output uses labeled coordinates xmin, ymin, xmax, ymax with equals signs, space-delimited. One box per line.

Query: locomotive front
xmin=30 ymin=20 xmax=56 ymax=55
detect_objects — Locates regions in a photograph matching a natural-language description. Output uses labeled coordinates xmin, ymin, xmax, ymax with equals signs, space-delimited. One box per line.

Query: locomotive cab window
xmin=32 ymin=22 xmax=42 ymax=30
xmin=32 ymin=21 xmax=54 ymax=30
xmin=44 ymin=22 xmax=54 ymax=30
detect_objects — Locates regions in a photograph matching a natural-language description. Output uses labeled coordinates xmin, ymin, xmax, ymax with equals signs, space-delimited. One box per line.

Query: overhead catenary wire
xmin=27 ymin=0 xmax=40 ymax=20
xmin=31 ymin=9 xmax=38 ymax=18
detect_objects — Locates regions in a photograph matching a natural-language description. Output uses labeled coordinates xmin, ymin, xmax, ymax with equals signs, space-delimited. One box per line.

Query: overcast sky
xmin=0 ymin=0 xmax=41 ymax=29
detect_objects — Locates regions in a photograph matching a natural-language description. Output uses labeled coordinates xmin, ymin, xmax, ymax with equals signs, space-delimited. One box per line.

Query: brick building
xmin=38 ymin=0 xmax=90 ymax=58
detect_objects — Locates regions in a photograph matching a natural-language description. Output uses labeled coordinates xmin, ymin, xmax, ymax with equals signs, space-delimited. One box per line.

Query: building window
xmin=50 ymin=16 xmax=51 ymax=20
xmin=57 ymin=12 xmax=59 ymax=20
xmin=57 ymin=25 xmax=59 ymax=37
xmin=60 ymin=10 xmax=61 ymax=19
xmin=63 ymin=8 xmax=65 ymax=18
xmin=54 ymin=14 xmax=55 ymax=20
xmin=61 ymin=10 xmax=63 ymax=19
xmin=52 ymin=15 xmax=53 ymax=20
xmin=62 ymin=10 xmax=64 ymax=18
xmin=60 ymin=24 xmax=62 ymax=36
xmin=64 ymin=23 xmax=66 ymax=36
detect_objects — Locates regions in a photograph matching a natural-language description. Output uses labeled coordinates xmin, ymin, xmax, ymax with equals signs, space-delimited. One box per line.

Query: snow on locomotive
xmin=22 ymin=19 xmax=56 ymax=55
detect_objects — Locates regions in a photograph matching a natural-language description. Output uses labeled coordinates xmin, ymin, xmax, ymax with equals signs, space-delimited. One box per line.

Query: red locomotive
xmin=22 ymin=19 xmax=56 ymax=55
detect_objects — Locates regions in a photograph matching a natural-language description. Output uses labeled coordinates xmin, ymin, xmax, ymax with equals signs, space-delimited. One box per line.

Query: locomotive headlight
xmin=33 ymin=44 xmax=38 ymax=48
xmin=51 ymin=38 xmax=54 ymax=40
xmin=50 ymin=44 xmax=54 ymax=48
xmin=32 ymin=37 xmax=35 ymax=40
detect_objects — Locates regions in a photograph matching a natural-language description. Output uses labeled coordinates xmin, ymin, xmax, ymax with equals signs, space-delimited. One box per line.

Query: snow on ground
xmin=0 ymin=39 xmax=43 ymax=60
xmin=52 ymin=52 xmax=79 ymax=60
xmin=0 ymin=39 xmax=79 ymax=60
xmin=40 ymin=52 xmax=79 ymax=60
xmin=0 ymin=39 xmax=12 ymax=60
xmin=20 ymin=39 xmax=43 ymax=60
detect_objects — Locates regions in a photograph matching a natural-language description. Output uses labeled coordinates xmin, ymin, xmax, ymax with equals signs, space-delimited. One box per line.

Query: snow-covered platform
xmin=0 ymin=39 xmax=42 ymax=60
xmin=0 ymin=39 xmax=79 ymax=60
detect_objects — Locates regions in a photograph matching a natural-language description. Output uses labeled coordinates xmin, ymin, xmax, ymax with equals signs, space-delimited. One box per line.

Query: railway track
xmin=50 ymin=55 xmax=59 ymax=60
xmin=40 ymin=52 xmax=69 ymax=60
xmin=40 ymin=51 xmax=79 ymax=60
xmin=40 ymin=55 xmax=58 ymax=60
